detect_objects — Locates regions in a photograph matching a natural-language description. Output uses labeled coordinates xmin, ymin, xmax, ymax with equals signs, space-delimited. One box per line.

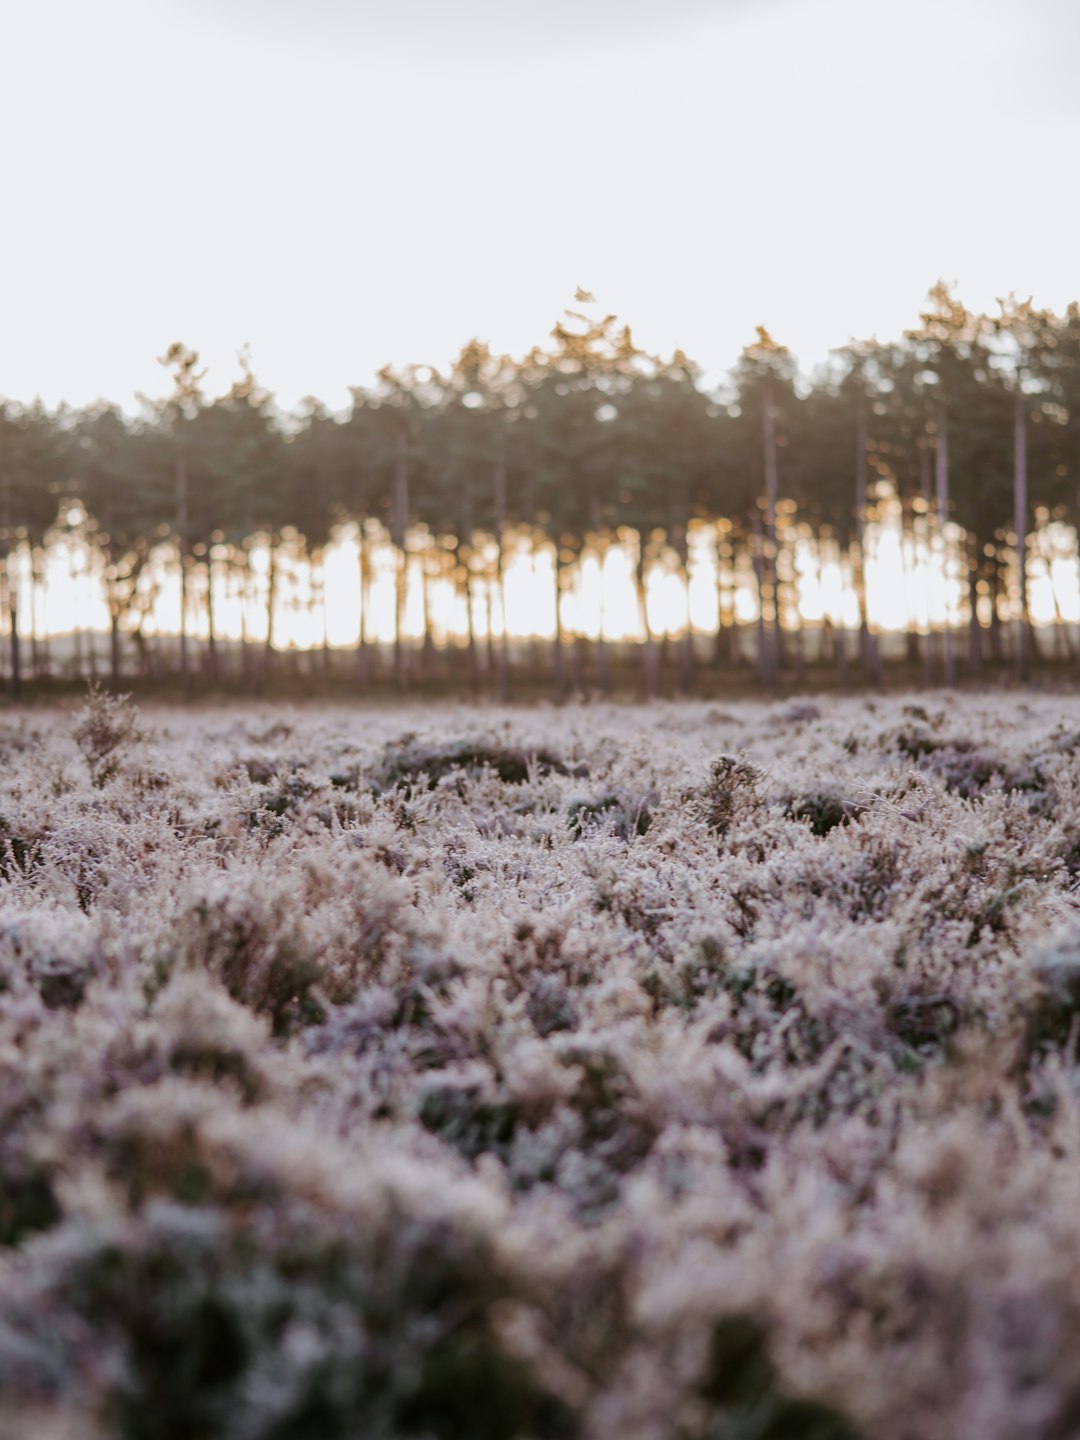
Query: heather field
xmin=5 ymin=691 xmax=1080 ymax=1440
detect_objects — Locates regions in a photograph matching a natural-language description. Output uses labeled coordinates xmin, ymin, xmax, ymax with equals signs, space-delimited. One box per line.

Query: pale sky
xmin=3 ymin=0 xmax=1079 ymax=413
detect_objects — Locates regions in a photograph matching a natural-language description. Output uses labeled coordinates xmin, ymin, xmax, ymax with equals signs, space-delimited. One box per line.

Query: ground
xmin=2 ymin=691 xmax=1080 ymax=1440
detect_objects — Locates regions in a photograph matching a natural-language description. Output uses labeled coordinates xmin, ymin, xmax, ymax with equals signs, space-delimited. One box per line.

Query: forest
xmin=3 ymin=283 xmax=1080 ymax=698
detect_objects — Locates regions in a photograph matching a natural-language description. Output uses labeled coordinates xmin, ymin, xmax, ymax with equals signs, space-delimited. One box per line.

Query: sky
xmin=3 ymin=0 xmax=1079 ymax=414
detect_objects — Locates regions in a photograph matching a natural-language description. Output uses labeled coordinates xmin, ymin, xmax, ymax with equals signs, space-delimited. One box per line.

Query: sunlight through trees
xmin=2 ymin=287 xmax=1080 ymax=695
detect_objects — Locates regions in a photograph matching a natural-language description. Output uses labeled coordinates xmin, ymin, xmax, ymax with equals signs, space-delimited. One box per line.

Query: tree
xmin=618 ymin=353 xmax=715 ymax=692
xmin=431 ymin=342 xmax=520 ymax=698
xmin=518 ymin=301 xmax=644 ymax=694
xmin=0 ymin=402 xmax=65 ymax=697
xmin=730 ymin=329 xmax=798 ymax=687
xmin=904 ymin=284 xmax=990 ymax=684
xmin=156 ymin=343 xmax=206 ymax=696
xmin=74 ymin=406 xmax=170 ymax=687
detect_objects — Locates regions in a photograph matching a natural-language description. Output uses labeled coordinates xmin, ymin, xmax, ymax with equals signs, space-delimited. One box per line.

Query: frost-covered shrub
xmin=566 ymin=788 xmax=656 ymax=840
xmin=687 ymin=754 xmax=763 ymax=836
xmin=3 ymin=694 xmax=1080 ymax=1438
xmin=165 ymin=878 xmax=325 ymax=1033
xmin=695 ymin=1315 xmax=858 ymax=1440
xmin=1025 ymin=928 xmax=1080 ymax=1058
xmin=0 ymin=909 xmax=104 ymax=1009
xmin=371 ymin=733 xmax=582 ymax=795
xmin=71 ymin=686 xmax=142 ymax=789
xmin=784 ymin=789 xmax=865 ymax=836
xmin=0 ymin=813 xmax=40 ymax=881
xmin=2 ymin=1197 xmax=574 ymax=1440
xmin=890 ymin=724 xmax=1033 ymax=798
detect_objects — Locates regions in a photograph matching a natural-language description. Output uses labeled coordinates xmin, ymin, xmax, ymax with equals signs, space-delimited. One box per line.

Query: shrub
xmin=371 ymin=735 xmax=583 ymax=794
xmin=689 ymin=755 xmax=763 ymax=835
xmin=566 ymin=789 xmax=655 ymax=840
xmin=72 ymin=685 xmax=142 ymax=788
xmin=2 ymin=694 xmax=1080 ymax=1439
xmin=2 ymin=1200 xmax=575 ymax=1440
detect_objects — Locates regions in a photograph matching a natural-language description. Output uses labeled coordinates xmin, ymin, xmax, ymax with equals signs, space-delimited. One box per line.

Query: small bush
xmin=372 ymin=735 xmax=583 ymax=794
xmin=0 ymin=1169 xmax=61 ymax=1247
xmin=785 ymin=791 xmax=865 ymax=836
xmin=4 ymin=1201 xmax=574 ymax=1440
xmin=169 ymin=883 xmax=325 ymax=1034
xmin=72 ymin=685 xmax=142 ymax=788
xmin=699 ymin=1316 xmax=859 ymax=1440
xmin=689 ymin=754 xmax=762 ymax=835
xmin=1027 ymin=937 xmax=1080 ymax=1056
xmin=566 ymin=789 xmax=655 ymax=840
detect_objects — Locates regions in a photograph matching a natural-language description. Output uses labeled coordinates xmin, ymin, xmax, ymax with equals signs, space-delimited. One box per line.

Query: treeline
xmin=2 ymin=283 xmax=1080 ymax=698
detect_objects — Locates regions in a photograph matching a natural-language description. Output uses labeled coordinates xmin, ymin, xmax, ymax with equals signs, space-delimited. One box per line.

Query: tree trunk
xmin=2 ymin=549 xmax=19 ymax=702
xmin=106 ymin=568 xmax=122 ymax=689
xmin=1014 ymin=388 xmax=1029 ymax=682
xmin=727 ymin=533 xmax=743 ymax=667
xmin=996 ymin=544 xmax=1013 ymax=668
xmin=851 ymin=537 xmax=877 ymax=684
xmin=966 ymin=533 xmax=983 ymax=675
xmin=855 ymin=400 xmax=882 ymax=684
xmin=833 ymin=542 xmax=849 ymax=685
xmin=762 ymin=386 xmax=781 ymax=680
xmin=456 ymin=539 xmax=479 ymax=694
xmin=238 ymin=551 xmax=254 ymax=691
xmin=713 ymin=523 xmax=732 ymax=670
xmin=493 ymin=452 xmax=510 ymax=701
xmin=634 ymin=533 xmax=660 ymax=697
xmin=205 ymin=554 xmax=218 ymax=684
xmin=553 ymin=541 xmax=567 ymax=698
xmin=935 ymin=410 xmax=955 ymax=686
xmin=175 ymin=455 xmax=191 ymax=698
xmin=10 ymin=548 xmax=22 ymax=701
xmin=586 ymin=498 xmax=609 ymax=696
xmin=34 ymin=551 xmax=51 ymax=678
xmin=28 ymin=548 xmax=40 ymax=679
xmin=751 ymin=508 xmax=777 ymax=689
xmin=133 ymin=594 xmax=150 ymax=678
xmin=71 ymin=543 xmax=84 ymax=682
xmin=787 ymin=540 xmax=807 ymax=687
xmin=392 ymin=427 xmax=410 ymax=690
xmin=263 ymin=533 xmax=279 ymax=681
xmin=421 ymin=545 xmax=437 ymax=681
xmin=483 ymin=574 xmax=497 ymax=682
xmin=355 ymin=522 xmax=372 ymax=684
xmin=317 ymin=553 xmax=331 ymax=674
xmin=919 ymin=449 xmax=934 ymax=685
xmin=1036 ymin=524 xmax=1073 ymax=661
xmin=901 ymin=496 xmax=921 ymax=670
xmin=673 ymin=509 xmax=694 ymax=694
xmin=109 ymin=611 xmax=121 ymax=688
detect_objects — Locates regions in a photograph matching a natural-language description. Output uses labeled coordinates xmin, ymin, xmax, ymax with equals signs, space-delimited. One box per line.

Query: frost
xmin=1 ymin=694 xmax=1080 ymax=1437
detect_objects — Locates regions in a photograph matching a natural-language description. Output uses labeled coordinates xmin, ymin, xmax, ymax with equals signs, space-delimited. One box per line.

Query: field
xmin=3 ymin=691 xmax=1080 ymax=1439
